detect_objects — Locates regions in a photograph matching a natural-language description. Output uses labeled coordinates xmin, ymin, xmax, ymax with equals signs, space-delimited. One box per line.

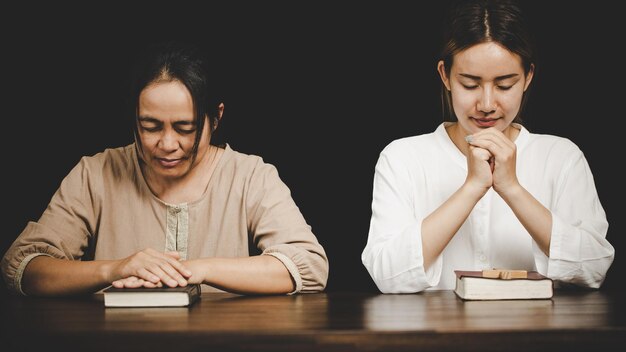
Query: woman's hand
xmin=110 ymin=249 xmax=192 ymax=288
xmin=466 ymin=128 xmax=520 ymax=196
xmin=179 ymin=259 xmax=207 ymax=285
xmin=465 ymin=136 xmax=494 ymax=195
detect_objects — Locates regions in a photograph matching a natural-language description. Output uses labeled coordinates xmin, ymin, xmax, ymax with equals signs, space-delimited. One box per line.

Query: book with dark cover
xmin=103 ymin=284 xmax=201 ymax=307
xmin=454 ymin=270 xmax=553 ymax=301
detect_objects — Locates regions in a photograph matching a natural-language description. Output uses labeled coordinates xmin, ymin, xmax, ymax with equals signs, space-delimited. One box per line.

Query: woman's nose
xmin=477 ymin=88 xmax=496 ymax=115
xmin=158 ymin=130 xmax=178 ymax=151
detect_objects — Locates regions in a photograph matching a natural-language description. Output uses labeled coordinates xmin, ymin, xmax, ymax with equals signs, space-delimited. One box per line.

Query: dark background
xmin=2 ymin=1 xmax=623 ymax=293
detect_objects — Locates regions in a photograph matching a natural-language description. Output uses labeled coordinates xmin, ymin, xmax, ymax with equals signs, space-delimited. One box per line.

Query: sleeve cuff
xmin=543 ymin=213 xmax=579 ymax=280
xmin=264 ymin=252 xmax=303 ymax=295
xmin=423 ymin=252 xmax=443 ymax=287
xmin=14 ymin=253 xmax=53 ymax=296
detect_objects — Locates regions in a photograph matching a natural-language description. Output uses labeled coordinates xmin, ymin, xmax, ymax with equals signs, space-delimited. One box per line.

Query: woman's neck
xmin=144 ymin=145 xmax=223 ymax=205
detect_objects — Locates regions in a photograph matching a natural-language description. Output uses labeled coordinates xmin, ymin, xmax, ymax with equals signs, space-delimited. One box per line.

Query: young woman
xmin=361 ymin=0 xmax=614 ymax=293
xmin=2 ymin=41 xmax=328 ymax=296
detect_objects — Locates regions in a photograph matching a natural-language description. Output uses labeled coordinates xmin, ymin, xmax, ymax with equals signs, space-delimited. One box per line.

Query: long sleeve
xmin=246 ymin=160 xmax=328 ymax=293
xmin=1 ymin=157 xmax=100 ymax=295
xmin=532 ymin=147 xmax=614 ymax=288
xmin=361 ymin=142 xmax=441 ymax=293
xmin=362 ymin=125 xmax=615 ymax=292
xmin=2 ymin=144 xmax=331 ymax=296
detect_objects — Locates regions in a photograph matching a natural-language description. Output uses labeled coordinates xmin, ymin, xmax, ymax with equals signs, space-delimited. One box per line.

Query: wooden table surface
xmin=1 ymin=289 xmax=624 ymax=351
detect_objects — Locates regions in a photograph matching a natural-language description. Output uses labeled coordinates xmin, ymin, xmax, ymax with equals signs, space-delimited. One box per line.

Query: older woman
xmin=2 ymin=41 xmax=328 ymax=296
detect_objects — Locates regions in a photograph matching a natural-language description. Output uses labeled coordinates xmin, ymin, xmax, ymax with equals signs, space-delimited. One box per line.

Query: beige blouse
xmin=1 ymin=144 xmax=328 ymax=295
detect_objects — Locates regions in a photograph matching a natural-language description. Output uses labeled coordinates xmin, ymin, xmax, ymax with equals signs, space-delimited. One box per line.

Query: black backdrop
xmin=3 ymin=1 xmax=624 ymax=293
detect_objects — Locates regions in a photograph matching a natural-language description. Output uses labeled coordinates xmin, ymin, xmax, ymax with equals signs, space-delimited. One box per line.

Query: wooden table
xmin=1 ymin=289 xmax=624 ymax=351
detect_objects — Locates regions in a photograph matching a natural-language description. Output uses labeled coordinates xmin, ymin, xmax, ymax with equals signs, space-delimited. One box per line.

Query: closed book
xmin=454 ymin=270 xmax=553 ymax=301
xmin=103 ymin=284 xmax=201 ymax=307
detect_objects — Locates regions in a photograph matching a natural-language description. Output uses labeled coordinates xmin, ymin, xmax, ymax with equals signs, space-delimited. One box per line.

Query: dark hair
xmin=128 ymin=41 xmax=223 ymax=164
xmin=439 ymin=0 xmax=536 ymax=122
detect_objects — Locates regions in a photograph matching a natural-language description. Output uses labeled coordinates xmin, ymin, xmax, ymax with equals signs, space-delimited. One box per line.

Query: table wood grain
xmin=2 ymin=289 xmax=624 ymax=351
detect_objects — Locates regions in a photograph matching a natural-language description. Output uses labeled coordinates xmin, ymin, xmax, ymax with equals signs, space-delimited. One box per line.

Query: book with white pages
xmin=103 ymin=284 xmax=201 ymax=307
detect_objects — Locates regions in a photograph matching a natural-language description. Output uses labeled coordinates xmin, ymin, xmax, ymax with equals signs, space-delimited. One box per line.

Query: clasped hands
xmin=464 ymin=127 xmax=520 ymax=198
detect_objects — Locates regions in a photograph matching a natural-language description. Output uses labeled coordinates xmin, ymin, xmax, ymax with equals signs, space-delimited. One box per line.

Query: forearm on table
xmin=22 ymin=256 xmax=117 ymax=296
xmin=192 ymin=255 xmax=295 ymax=295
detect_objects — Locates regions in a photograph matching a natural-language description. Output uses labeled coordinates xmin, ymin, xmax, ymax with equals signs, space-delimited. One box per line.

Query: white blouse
xmin=362 ymin=123 xmax=614 ymax=293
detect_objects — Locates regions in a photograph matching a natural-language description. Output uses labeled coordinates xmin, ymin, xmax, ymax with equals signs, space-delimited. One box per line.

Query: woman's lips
xmin=472 ymin=117 xmax=499 ymax=128
xmin=157 ymin=158 xmax=183 ymax=168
